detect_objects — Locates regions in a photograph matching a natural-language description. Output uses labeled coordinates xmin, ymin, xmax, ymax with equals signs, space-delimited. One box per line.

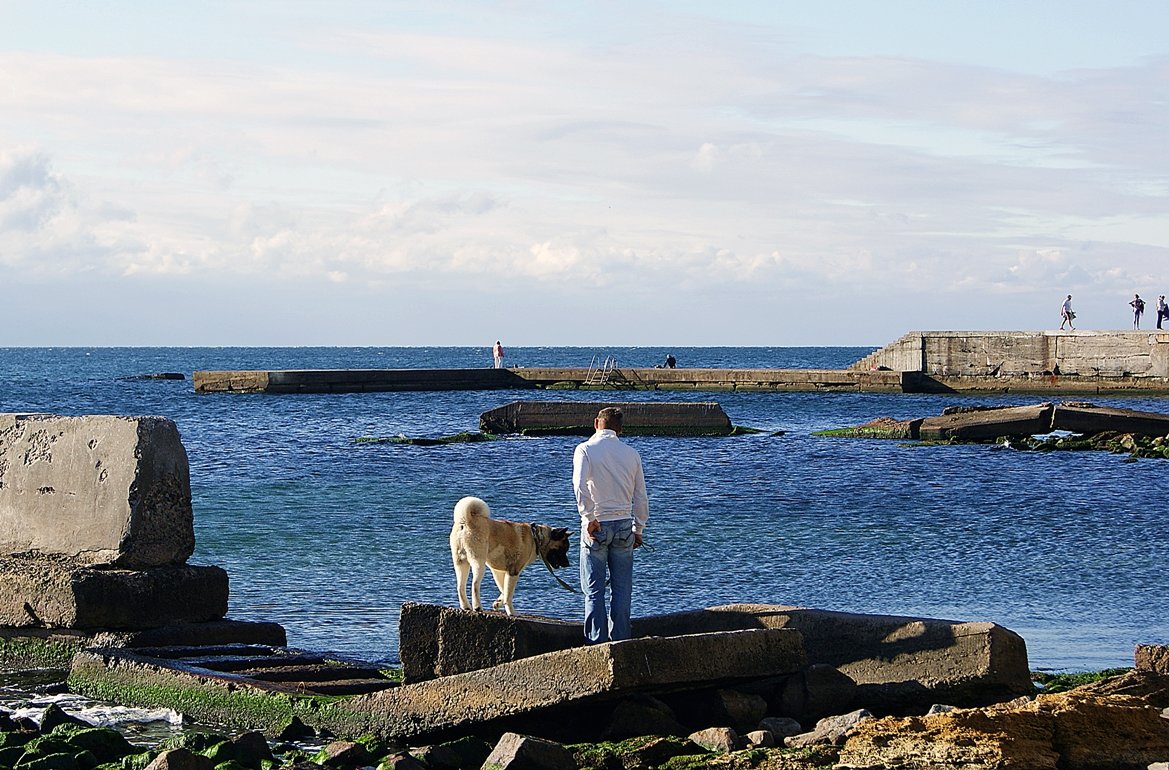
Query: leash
xmin=541 ymin=553 xmax=578 ymax=593
xmin=531 ymin=523 xmax=578 ymax=594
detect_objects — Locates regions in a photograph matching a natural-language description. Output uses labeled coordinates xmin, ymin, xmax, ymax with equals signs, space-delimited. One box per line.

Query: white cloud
xmin=0 ymin=7 xmax=1166 ymax=343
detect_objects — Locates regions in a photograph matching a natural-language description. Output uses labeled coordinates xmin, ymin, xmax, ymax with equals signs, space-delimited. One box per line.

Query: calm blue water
xmin=2 ymin=346 xmax=1168 ymax=673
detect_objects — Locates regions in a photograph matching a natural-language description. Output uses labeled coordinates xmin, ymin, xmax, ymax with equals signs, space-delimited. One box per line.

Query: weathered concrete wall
xmin=0 ymin=414 xmax=194 ymax=568
xmin=399 ymin=603 xmax=1032 ymax=709
xmin=329 ymin=628 xmax=806 ymax=742
xmin=479 ymin=401 xmax=732 ymax=435
xmin=852 ymin=331 xmax=1169 ymax=379
xmin=0 ymin=555 xmax=227 ymax=629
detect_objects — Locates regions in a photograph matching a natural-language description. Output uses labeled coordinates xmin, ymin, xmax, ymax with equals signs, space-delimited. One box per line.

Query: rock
xmin=838 ymin=690 xmax=1169 ymax=770
xmin=229 ymin=731 xmax=273 ymax=767
xmin=49 ymin=725 xmax=134 ymax=763
xmin=1078 ymin=669 xmax=1169 ymax=709
xmin=1138 ymin=645 xmax=1169 ymax=675
xmin=570 ymin=736 xmax=702 ymax=770
xmin=665 ymin=688 xmax=767 ymax=731
xmin=313 ymin=741 xmax=369 ymax=768
xmin=785 ymin=708 xmax=872 ymax=747
xmin=686 ymin=727 xmax=739 ymax=753
xmin=377 ymin=752 xmax=426 ymax=770
xmin=777 ymin=664 xmax=857 ymax=721
xmin=144 ymin=749 xmax=215 ymax=770
xmin=38 ymin=704 xmax=90 ymax=731
xmin=743 ymin=730 xmax=774 ymax=747
xmin=274 ymin=716 xmax=315 ymax=741
xmin=481 ymin=732 xmax=576 ymax=770
xmin=411 ymin=737 xmax=492 ymax=770
xmin=757 ymin=716 xmax=803 ymax=739
xmin=601 ymin=695 xmax=686 ymax=739
xmin=927 ymin=703 xmax=959 ymax=715
xmin=0 ymin=414 xmax=194 ymax=568
xmin=1148 ymin=762 xmax=1169 ymax=770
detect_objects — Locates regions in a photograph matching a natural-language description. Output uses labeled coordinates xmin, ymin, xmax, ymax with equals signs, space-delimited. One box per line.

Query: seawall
xmin=192 ymin=331 xmax=1169 ymax=395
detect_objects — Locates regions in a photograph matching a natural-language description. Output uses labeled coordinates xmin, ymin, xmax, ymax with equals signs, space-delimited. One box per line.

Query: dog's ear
xmin=552 ymin=527 xmax=569 ymax=540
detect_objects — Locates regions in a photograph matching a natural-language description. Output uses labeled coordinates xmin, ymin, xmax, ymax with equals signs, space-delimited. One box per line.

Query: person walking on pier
xmin=1157 ymin=296 xmax=1167 ymax=330
xmin=1131 ymin=294 xmax=1145 ymax=330
xmin=492 ymin=340 xmax=505 ymax=369
xmin=1060 ymin=295 xmax=1075 ymax=331
xmin=573 ymin=406 xmax=649 ymax=644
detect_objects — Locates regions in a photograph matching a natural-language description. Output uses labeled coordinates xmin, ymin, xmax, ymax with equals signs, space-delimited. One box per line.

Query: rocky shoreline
xmin=4 ymin=658 xmax=1169 ymax=770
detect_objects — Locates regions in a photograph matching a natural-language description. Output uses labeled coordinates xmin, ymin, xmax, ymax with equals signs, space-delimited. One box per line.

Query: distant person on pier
xmin=492 ymin=340 xmax=505 ymax=369
xmin=1130 ymin=294 xmax=1145 ymax=330
xmin=1157 ymin=296 xmax=1167 ymax=330
xmin=661 ymin=353 xmax=676 ymax=369
xmin=1059 ymin=295 xmax=1075 ymax=331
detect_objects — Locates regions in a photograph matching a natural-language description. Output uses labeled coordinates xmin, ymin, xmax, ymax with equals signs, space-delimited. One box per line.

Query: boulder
xmin=144 ymin=749 xmax=215 ymax=770
xmin=481 ymin=733 xmax=575 ymax=770
xmin=0 ymin=414 xmax=194 ymax=568
xmin=837 ymin=690 xmax=1169 ymax=770
xmin=600 ymin=696 xmax=686 ymax=740
xmin=686 ymin=727 xmax=739 ymax=753
xmin=1137 ymin=644 xmax=1169 ymax=676
xmin=743 ymin=730 xmax=774 ymax=748
xmin=786 ymin=709 xmax=873 ymax=748
xmin=757 ymin=716 xmax=803 ymax=740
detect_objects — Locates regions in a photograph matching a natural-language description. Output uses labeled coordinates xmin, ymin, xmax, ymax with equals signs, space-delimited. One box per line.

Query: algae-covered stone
xmin=48 ymin=727 xmax=134 ymax=764
xmin=142 ymin=749 xmax=213 ymax=770
xmin=226 ymin=733 xmax=271 ymax=770
xmin=15 ymin=753 xmax=81 ymax=770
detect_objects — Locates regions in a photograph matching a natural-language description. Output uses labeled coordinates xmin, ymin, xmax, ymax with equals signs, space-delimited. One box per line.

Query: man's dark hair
xmin=597 ymin=407 xmax=624 ymax=431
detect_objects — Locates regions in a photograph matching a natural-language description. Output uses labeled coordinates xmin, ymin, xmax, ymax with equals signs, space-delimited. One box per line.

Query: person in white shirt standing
xmin=1060 ymin=295 xmax=1075 ymax=330
xmin=572 ymin=406 xmax=649 ymax=644
xmin=492 ymin=340 xmax=505 ymax=368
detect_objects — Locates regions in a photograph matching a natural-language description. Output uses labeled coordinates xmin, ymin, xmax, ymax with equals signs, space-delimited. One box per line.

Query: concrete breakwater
xmin=192 ymin=331 xmax=1169 ymax=395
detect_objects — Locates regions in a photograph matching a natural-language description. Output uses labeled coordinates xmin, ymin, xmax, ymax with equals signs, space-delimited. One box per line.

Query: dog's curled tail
xmin=453 ymin=495 xmax=490 ymax=524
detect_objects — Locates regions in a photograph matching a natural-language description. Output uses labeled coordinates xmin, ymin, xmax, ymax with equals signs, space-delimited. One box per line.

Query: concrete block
xmin=1053 ymin=404 xmax=1169 ymax=437
xmin=326 ymin=628 xmax=806 ymax=742
xmin=917 ymin=404 xmax=1054 ymax=441
xmin=0 ymin=414 xmax=194 ymax=568
xmin=635 ymin=605 xmax=1033 ymax=709
xmin=479 ymin=401 xmax=732 ymax=436
xmin=399 ymin=603 xmax=582 ymax=683
xmin=399 ymin=603 xmax=1031 ymax=711
xmin=0 ymin=554 xmax=227 ymax=630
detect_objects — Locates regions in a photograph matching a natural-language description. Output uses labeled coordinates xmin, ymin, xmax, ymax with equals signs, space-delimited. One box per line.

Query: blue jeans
xmin=581 ymin=519 xmax=635 ymax=644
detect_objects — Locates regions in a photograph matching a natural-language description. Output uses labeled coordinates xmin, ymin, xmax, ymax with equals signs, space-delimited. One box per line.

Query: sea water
xmin=1 ymin=346 xmax=1167 ymax=691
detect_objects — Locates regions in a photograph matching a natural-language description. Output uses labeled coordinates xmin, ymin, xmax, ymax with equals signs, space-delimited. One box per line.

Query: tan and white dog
xmin=449 ymin=495 xmax=571 ymax=615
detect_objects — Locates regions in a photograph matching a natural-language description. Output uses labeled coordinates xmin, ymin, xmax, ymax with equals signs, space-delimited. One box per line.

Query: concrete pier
xmin=192 ymin=331 xmax=1169 ymax=395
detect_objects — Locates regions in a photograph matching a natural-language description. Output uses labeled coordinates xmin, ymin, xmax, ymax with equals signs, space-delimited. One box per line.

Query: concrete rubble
xmin=0 ymin=413 xmax=280 ymax=653
xmin=478 ymin=401 xmax=733 ymax=435
xmin=399 ymin=602 xmax=1033 ymax=711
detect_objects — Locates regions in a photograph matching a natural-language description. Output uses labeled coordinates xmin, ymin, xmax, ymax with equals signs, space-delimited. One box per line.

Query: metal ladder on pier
xmin=584 ymin=355 xmax=617 ymax=386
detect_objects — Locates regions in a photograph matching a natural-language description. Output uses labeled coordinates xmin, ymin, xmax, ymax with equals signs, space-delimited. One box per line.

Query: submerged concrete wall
xmin=852 ymin=331 xmax=1169 ymax=379
xmin=0 ymin=414 xmax=194 ymax=568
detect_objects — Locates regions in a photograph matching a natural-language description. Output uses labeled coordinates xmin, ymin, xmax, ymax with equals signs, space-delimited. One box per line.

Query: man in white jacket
xmin=572 ymin=407 xmax=649 ymax=643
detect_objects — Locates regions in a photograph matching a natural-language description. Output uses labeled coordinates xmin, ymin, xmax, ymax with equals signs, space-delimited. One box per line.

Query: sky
xmin=1 ymin=1 xmax=1167 ymax=346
